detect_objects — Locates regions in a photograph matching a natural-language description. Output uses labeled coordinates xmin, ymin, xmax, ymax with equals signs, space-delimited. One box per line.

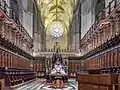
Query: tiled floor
xmin=68 ymin=79 xmax=78 ymax=90
xmin=5 ymin=79 xmax=78 ymax=90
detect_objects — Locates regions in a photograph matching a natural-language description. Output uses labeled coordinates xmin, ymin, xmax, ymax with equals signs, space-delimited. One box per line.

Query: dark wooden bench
xmin=76 ymin=74 xmax=118 ymax=90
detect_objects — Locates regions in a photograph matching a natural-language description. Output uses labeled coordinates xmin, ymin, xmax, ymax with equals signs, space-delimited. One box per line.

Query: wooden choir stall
xmin=0 ymin=0 xmax=37 ymax=89
xmin=68 ymin=57 xmax=83 ymax=78
xmin=33 ymin=57 xmax=46 ymax=78
xmin=0 ymin=48 xmax=36 ymax=88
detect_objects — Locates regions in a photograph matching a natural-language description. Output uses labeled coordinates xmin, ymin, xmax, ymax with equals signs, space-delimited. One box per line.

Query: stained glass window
xmin=50 ymin=24 xmax=64 ymax=37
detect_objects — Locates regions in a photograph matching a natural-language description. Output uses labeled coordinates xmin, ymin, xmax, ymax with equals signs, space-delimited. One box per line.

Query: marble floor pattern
xmin=6 ymin=79 xmax=78 ymax=90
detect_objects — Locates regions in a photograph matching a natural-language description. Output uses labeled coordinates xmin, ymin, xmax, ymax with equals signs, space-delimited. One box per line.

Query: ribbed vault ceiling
xmin=37 ymin=0 xmax=77 ymax=32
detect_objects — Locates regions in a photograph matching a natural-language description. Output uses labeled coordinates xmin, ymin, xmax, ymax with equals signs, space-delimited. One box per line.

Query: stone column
xmin=75 ymin=32 xmax=80 ymax=51
xmin=75 ymin=13 xmax=80 ymax=51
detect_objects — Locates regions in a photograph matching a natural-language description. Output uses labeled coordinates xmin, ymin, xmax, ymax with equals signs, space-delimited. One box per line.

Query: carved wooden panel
xmin=114 ymin=49 xmax=118 ymax=67
xmin=111 ymin=51 xmax=114 ymax=67
xmin=100 ymin=86 xmax=111 ymax=90
xmin=2 ymin=51 xmax=4 ymax=67
xmin=77 ymin=74 xmax=118 ymax=90
xmin=118 ymin=48 xmax=120 ymax=66
xmin=0 ymin=49 xmax=1 ymax=67
xmin=118 ymin=75 xmax=120 ymax=90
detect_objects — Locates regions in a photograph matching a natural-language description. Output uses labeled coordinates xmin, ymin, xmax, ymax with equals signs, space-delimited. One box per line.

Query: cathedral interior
xmin=0 ymin=0 xmax=120 ymax=90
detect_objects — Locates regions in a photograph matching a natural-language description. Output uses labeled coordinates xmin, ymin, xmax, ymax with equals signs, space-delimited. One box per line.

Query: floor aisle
xmin=5 ymin=79 xmax=78 ymax=90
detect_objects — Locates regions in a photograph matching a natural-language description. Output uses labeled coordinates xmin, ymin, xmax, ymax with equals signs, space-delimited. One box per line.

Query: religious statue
xmin=52 ymin=49 xmax=62 ymax=68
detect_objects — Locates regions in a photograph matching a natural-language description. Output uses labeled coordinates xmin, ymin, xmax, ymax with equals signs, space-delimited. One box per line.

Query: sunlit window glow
xmin=50 ymin=24 xmax=64 ymax=37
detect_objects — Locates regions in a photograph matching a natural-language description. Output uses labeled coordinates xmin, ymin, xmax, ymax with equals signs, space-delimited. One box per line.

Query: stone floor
xmin=5 ymin=79 xmax=78 ymax=90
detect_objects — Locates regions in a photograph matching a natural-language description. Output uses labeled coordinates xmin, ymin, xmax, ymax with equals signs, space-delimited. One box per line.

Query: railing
xmin=0 ymin=0 xmax=33 ymax=45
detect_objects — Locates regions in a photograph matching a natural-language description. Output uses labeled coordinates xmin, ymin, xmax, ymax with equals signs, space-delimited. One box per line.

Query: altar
xmin=46 ymin=50 xmax=68 ymax=88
